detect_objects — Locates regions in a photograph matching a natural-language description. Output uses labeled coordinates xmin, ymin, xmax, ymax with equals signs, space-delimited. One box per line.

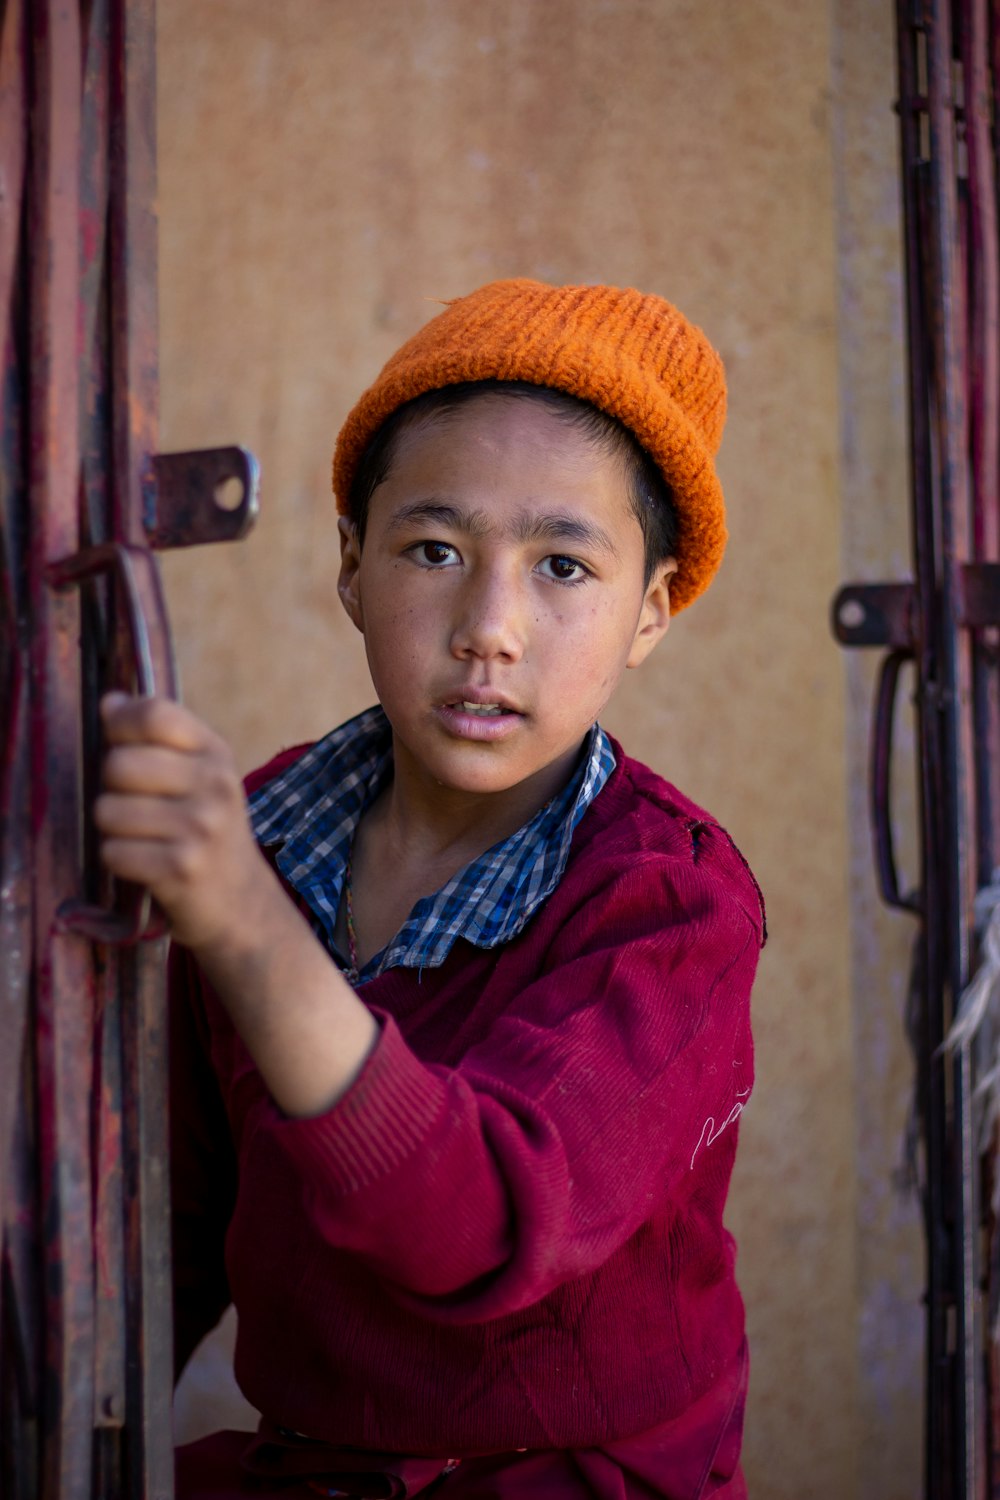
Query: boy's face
xmin=338 ymin=396 xmax=675 ymax=808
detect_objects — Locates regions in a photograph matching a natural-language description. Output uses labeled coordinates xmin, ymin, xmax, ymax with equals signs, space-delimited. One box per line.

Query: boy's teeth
xmin=461 ymin=701 xmax=503 ymax=716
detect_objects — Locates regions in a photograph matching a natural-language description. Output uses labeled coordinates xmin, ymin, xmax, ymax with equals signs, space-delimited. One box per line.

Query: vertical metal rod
xmin=0 ymin=0 xmax=27 ymax=327
xmin=79 ymin=0 xmax=112 ymax=555
xmin=965 ymin=0 xmax=1000 ymax=888
xmin=109 ymin=0 xmax=174 ymax=1493
xmin=81 ymin=0 xmax=128 ymax=1461
xmin=895 ymin=4 xmax=956 ymax=1492
xmin=0 ymin=0 xmax=30 ymax=1391
xmin=92 ymin=955 xmax=127 ymax=1440
xmin=27 ymin=2 xmax=96 ymax=1496
xmin=925 ymin=3 xmax=983 ymax=1491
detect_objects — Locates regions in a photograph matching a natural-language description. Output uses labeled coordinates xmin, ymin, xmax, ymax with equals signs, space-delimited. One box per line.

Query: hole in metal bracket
xmin=148 ymin=446 xmax=260 ymax=550
xmin=838 ymin=598 xmax=866 ymax=630
xmin=214 ymin=475 xmax=245 ymax=512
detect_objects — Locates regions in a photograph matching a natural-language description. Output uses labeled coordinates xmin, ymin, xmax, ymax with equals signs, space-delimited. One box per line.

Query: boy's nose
xmin=449 ymin=572 xmax=525 ymax=664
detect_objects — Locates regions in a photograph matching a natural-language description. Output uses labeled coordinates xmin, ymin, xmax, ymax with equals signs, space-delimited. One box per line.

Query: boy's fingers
xmin=101 ymin=744 xmax=202 ymax=797
xmin=98 ymin=835 xmax=191 ymax=888
xmin=94 ymin=791 xmax=185 ymax=840
xmin=99 ymin=692 xmax=208 ymax=752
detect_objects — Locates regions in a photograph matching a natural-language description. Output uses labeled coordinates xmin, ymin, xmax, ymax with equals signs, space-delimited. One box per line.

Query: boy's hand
xmin=96 ymin=693 xmax=271 ymax=955
xmin=97 ymin=693 xmax=379 ymax=1117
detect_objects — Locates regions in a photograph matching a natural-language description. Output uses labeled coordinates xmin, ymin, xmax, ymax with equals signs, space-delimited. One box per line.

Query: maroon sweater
xmin=171 ymin=744 xmax=764 ymax=1477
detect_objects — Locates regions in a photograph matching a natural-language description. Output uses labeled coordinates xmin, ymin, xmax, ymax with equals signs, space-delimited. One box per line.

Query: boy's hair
xmin=332 ymin=280 xmax=728 ymax=612
xmin=347 ymin=380 xmax=679 ymax=588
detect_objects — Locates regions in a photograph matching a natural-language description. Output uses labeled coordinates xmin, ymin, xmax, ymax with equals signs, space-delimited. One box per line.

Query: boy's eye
xmin=410 ymin=540 xmax=459 ymax=567
xmin=538 ymin=554 xmax=588 ymax=583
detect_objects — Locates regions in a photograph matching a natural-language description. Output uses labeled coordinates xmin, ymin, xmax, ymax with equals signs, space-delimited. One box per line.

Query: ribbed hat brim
xmin=333 ymin=280 xmax=727 ymax=612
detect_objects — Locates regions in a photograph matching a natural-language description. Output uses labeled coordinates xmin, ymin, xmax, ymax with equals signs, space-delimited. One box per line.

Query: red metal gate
xmin=0 ymin=2 xmax=257 ymax=1494
xmin=834 ymin=1 xmax=1000 ymax=1494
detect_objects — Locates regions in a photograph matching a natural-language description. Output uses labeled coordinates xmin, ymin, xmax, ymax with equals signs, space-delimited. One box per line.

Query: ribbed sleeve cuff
xmin=270 ymin=1014 xmax=449 ymax=1195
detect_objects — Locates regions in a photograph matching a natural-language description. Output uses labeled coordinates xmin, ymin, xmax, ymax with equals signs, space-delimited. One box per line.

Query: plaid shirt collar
xmin=248 ymin=705 xmax=615 ymax=983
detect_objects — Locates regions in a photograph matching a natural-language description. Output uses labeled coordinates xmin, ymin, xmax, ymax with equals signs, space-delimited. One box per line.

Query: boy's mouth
xmin=441 ymin=692 xmax=523 ymax=716
xmin=437 ymin=694 xmax=525 ymax=740
xmin=457 ymin=701 xmax=505 ymax=718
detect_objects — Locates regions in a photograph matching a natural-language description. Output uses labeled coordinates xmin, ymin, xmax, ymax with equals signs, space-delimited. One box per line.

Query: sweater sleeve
xmin=169 ymin=944 xmax=239 ymax=1377
xmin=267 ymin=835 xmax=760 ymax=1323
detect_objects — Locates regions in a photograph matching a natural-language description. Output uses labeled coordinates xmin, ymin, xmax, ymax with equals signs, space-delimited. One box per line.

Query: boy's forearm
xmin=189 ymin=867 xmax=379 ymax=1118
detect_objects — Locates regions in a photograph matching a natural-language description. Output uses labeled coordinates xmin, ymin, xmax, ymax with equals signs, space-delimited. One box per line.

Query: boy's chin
xmin=398 ymin=736 xmax=586 ymax=805
xmin=426 ymin=759 xmax=540 ymax=798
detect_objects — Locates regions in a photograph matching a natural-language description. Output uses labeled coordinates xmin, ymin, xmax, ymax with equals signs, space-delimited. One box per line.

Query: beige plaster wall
xmin=830 ymin=2 xmax=924 ymax=1493
xmin=159 ymin=3 xmax=890 ymax=1493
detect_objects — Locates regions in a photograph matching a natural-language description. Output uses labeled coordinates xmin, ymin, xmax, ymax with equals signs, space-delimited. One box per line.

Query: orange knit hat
xmin=332 ymin=279 xmax=727 ymax=611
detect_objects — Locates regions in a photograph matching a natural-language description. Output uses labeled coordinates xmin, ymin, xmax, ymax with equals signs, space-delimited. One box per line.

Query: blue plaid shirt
xmin=248 ymin=705 xmax=616 ymax=983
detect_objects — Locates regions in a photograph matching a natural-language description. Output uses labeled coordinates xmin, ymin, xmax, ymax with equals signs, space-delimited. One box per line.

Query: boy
xmin=97 ymin=279 xmax=765 ymax=1498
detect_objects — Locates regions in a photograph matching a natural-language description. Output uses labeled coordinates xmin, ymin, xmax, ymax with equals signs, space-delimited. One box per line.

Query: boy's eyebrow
xmin=523 ymin=510 xmax=620 ymax=558
xmin=385 ymin=500 xmax=620 ymax=558
xmin=385 ymin=501 xmax=478 ymax=535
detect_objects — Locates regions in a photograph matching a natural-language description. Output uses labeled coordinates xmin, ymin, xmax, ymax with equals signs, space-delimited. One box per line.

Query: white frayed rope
xmin=942 ymin=875 xmax=1000 ymax=1341
xmin=942 ymin=874 xmax=1000 ymax=1150
xmin=944 ymin=877 xmax=1000 ymax=1052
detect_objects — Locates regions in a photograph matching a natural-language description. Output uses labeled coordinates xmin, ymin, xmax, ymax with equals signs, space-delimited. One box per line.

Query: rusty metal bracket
xmin=834 ymin=563 xmax=1000 ymax=652
xmin=46 ymin=542 xmax=175 ymax=945
xmin=832 ymin=582 xmax=916 ymax=650
xmin=833 ymin=583 xmax=921 ymax=916
xmin=146 ymin=446 xmax=259 ymax=550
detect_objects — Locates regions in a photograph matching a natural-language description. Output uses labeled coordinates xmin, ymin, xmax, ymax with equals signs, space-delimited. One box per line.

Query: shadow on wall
xmin=174 ymin=1312 xmax=258 ymax=1446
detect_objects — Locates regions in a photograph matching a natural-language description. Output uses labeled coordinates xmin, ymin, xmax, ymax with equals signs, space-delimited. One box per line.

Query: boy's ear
xmin=626 ymin=557 xmax=677 ymax=669
xmin=337 ymin=516 xmax=365 ymax=633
